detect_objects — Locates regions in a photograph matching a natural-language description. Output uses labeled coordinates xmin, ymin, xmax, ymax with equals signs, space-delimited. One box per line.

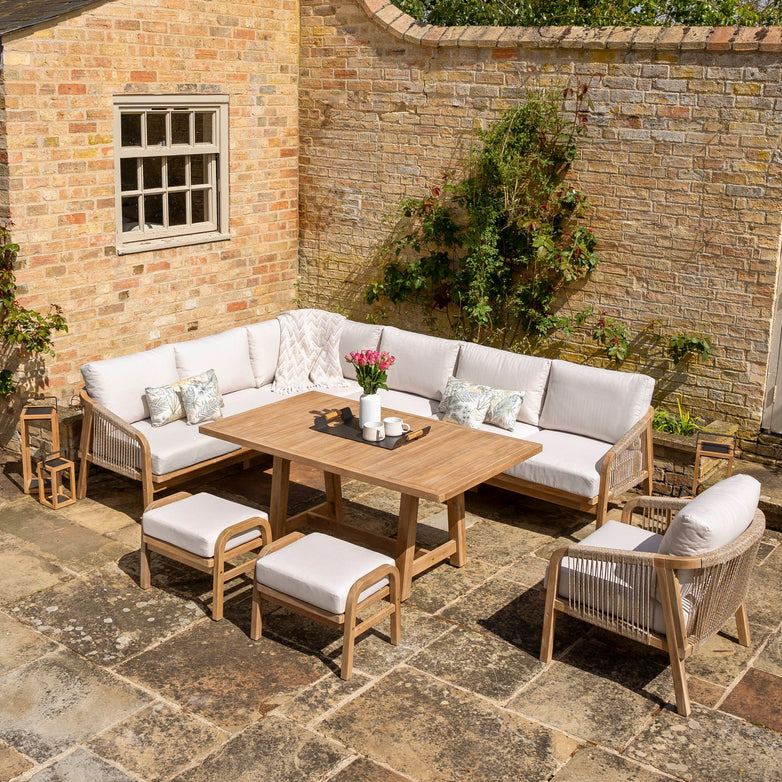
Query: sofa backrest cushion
xmin=245 ymin=319 xmax=281 ymax=387
xmin=174 ymin=328 xmax=255 ymax=395
xmin=379 ymin=326 xmax=460 ymax=401
xmin=659 ymin=474 xmax=760 ymax=557
xmin=538 ymin=360 xmax=654 ymax=443
xmin=455 ymin=342 xmax=551 ymax=426
xmin=81 ymin=345 xmax=178 ymax=423
xmin=339 ymin=320 xmax=384 ymax=381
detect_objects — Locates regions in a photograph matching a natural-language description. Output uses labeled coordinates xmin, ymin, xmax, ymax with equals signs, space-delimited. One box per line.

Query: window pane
xmin=192 ymin=189 xmax=208 ymax=223
xmin=144 ymin=194 xmax=164 ymax=227
xmin=171 ymin=112 xmax=190 ymax=145
xmin=120 ymin=114 xmax=142 ymax=147
xmin=169 ymin=192 xmax=187 ymax=226
xmin=194 ymin=112 xmax=213 ymax=144
xmin=168 ymin=156 xmax=187 ymax=188
xmin=120 ymin=158 xmax=138 ymax=192
xmin=147 ymin=112 xmax=167 ymax=147
xmin=191 ymin=155 xmax=208 ymax=185
xmin=143 ymin=156 xmax=163 ymax=189
xmin=121 ymin=196 xmax=140 ymax=231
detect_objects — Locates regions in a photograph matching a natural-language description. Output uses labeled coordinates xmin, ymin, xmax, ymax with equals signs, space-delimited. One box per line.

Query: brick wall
xmin=0 ymin=0 xmax=299 ymax=441
xmin=298 ymin=0 xmax=782 ymax=443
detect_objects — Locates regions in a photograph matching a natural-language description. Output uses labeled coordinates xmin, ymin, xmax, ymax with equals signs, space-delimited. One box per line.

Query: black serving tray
xmin=313 ymin=407 xmax=430 ymax=450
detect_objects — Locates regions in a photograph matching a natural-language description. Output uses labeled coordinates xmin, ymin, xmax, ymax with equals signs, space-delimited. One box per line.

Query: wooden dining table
xmin=200 ymin=390 xmax=541 ymax=600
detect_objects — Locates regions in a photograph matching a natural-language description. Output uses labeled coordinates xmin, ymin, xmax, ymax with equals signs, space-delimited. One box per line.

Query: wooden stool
xmin=19 ymin=396 xmax=60 ymax=494
xmin=37 ymin=450 xmax=76 ymax=509
xmin=141 ymin=491 xmax=272 ymax=621
xmin=251 ymin=532 xmax=401 ymax=680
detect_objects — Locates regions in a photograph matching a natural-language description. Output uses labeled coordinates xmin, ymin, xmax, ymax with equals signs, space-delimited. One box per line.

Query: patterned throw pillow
xmin=437 ymin=377 xmax=492 ymax=428
xmin=181 ymin=373 xmax=223 ymax=425
xmin=484 ymin=387 xmax=525 ymax=431
xmin=145 ymin=369 xmax=223 ymax=427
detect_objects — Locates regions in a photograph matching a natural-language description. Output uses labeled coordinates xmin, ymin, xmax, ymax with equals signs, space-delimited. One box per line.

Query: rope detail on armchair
xmin=608 ymin=437 xmax=644 ymax=495
xmin=91 ymin=410 xmax=142 ymax=479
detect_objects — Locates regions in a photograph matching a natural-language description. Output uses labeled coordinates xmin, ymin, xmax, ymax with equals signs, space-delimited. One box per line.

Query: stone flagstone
xmin=0 ymin=611 xmax=59 ymax=674
xmin=27 ymin=748 xmax=137 ymax=781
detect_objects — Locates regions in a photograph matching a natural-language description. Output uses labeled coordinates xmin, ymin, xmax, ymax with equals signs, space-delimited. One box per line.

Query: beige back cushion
xmin=339 ymin=321 xmax=384 ymax=381
xmin=245 ymin=319 xmax=281 ymax=387
xmin=174 ymin=328 xmax=255 ymax=395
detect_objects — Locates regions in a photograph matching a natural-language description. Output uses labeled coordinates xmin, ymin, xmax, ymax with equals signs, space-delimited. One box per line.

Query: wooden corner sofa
xmin=78 ymin=311 xmax=654 ymax=523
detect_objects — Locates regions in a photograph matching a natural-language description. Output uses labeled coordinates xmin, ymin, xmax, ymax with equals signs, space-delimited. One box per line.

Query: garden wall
xmin=0 ymin=0 xmax=299 ymax=442
xmin=298 ymin=0 xmax=782 ymax=445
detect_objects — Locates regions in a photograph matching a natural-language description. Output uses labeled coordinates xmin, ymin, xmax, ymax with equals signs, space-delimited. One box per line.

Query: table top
xmin=200 ymin=390 xmax=541 ymax=503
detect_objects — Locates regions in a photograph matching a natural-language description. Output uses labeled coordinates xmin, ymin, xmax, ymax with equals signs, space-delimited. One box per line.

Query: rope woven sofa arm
xmin=603 ymin=407 xmax=654 ymax=495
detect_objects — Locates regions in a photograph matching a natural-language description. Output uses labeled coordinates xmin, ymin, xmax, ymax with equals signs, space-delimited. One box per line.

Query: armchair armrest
xmin=620 ymin=494 xmax=690 ymax=535
xmin=600 ymin=406 xmax=654 ymax=495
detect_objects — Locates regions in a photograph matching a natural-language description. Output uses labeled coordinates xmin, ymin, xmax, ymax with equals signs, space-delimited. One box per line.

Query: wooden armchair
xmin=541 ymin=490 xmax=765 ymax=716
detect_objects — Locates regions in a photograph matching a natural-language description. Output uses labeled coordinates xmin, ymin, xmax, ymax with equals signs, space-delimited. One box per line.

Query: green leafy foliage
xmin=0 ymin=221 xmax=68 ymax=396
xmin=653 ymin=398 xmax=705 ymax=436
xmin=667 ymin=333 xmax=712 ymax=364
xmin=394 ymin=0 xmax=782 ymax=26
xmin=366 ymin=87 xmax=598 ymax=349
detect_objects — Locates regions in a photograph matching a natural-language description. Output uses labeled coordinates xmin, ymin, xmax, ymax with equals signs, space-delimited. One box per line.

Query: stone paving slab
xmin=10 ymin=565 xmax=204 ymax=665
xmin=87 ymin=701 xmax=229 ymax=781
xmin=116 ymin=614 xmax=327 ymax=733
xmin=27 ymin=748 xmax=138 ymax=781
xmin=170 ymin=715 xmax=350 ymax=782
xmin=0 ymin=611 xmax=59 ymax=674
xmin=551 ymin=746 xmax=672 ymax=781
xmin=625 ymin=703 xmax=782 ymax=781
xmin=402 ymin=556 xmax=497 ymax=614
xmin=0 ymin=649 xmax=150 ymax=763
xmin=319 ymin=666 xmax=578 ymax=782
xmin=754 ymin=627 xmax=782 ymax=677
xmin=330 ymin=756 xmax=411 ymax=781
xmin=273 ymin=670 xmax=373 ymax=726
xmin=0 ymin=538 xmax=71 ymax=606
xmin=509 ymin=635 xmax=672 ymax=750
xmin=0 ymin=740 xmax=34 ymax=780
xmin=719 ymin=667 xmax=782 ymax=733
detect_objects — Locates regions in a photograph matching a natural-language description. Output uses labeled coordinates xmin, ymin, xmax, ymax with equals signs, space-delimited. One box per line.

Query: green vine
xmin=366 ymin=86 xmax=598 ymax=350
xmin=0 ymin=221 xmax=68 ymax=396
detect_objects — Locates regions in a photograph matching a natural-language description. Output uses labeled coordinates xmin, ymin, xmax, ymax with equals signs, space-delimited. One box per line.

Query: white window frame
xmin=113 ymin=94 xmax=230 ymax=254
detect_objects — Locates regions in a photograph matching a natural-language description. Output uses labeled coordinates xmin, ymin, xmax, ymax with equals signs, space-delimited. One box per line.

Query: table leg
xmin=270 ymin=456 xmax=291 ymax=540
xmin=446 ymin=493 xmax=467 ymax=567
xmin=324 ymin=471 xmax=344 ymax=522
xmin=396 ymin=493 xmax=419 ymax=601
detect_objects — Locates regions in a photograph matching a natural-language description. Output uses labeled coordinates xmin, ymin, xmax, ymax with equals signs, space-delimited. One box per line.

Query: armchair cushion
xmin=379 ymin=327 xmax=460 ymax=402
xmin=245 ymin=319 xmax=281 ymax=387
xmin=174 ymin=328 xmax=255 ymax=395
xmin=539 ymin=360 xmax=654 ymax=444
xmin=659 ymin=474 xmax=761 ymax=558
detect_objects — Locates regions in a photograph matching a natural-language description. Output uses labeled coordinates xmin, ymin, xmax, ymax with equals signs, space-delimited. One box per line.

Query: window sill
xmin=115 ymin=231 xmax=231 ymax=256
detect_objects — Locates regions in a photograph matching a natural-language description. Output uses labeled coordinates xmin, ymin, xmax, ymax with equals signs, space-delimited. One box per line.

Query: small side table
xmin=37 ymin=450 xmax=76 ymax=509
xmin=19 ymin=396 xmax=60 ymax=494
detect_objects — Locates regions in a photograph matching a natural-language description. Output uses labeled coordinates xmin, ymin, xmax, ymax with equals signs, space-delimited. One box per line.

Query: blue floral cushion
xmin=438 ymin=376 xmax=524 ymax=431
xmin=146 ymin=369 xmax=223 ymax=427
xmin=180 ymin=371 xmax=223 ymax=425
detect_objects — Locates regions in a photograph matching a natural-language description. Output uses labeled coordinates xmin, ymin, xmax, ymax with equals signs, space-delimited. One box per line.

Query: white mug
xmin=362 ymin=421 xmax=385 ymax=442
xmin=383 ymin=416 xmax=411 ymax=437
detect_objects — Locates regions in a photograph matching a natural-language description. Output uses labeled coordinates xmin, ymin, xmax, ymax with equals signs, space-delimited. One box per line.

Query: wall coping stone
xmin=358 ymin=0 xmax=782 ymax=53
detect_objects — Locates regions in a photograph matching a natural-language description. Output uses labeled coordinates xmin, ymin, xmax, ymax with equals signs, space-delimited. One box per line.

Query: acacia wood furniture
xmin=251 ymin=531 xmax=401 ymax=680
xmin=541 ymin=492 xmax=765 ymax=716
xmin=200 ymin=390 xmax=542 ymax=600
xmin=37 ymin=450 xmax=77 ymax=509
xmin=140 ymin=491 xmax=272 ymax=620
xmin=20 ymin=396 xmax=60 ymax=494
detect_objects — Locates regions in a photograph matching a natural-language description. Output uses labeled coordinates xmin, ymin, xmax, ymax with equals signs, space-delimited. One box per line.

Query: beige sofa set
xmin=78 ymin=309 xmax=655 ymax=522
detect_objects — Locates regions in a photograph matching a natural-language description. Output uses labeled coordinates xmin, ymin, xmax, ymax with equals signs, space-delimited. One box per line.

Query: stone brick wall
xmin=298 ymin=0 xmax=782 ymax=443
xmin=0 ymin=0 xmax=299 ymax=437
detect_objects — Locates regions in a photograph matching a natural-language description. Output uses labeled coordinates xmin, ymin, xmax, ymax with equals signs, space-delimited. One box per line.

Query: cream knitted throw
xmin=272 ymin=309 xmax=347 ymax=394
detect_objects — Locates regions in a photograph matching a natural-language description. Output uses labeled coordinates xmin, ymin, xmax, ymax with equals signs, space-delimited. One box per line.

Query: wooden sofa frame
xmin=77 ymin=387 xmax=269 ymax=509
xmin=487 ymin=407 xmax=655 ymax=528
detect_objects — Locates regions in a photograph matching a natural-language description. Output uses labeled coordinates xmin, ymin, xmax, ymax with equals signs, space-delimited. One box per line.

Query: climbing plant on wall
xmin=366 ymin=86 xmax=598 ymax=350
xmin=0 ymin=222 xmax=68 ymax=396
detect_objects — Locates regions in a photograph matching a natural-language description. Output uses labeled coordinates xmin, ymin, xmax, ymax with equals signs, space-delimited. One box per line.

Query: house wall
xmin=298 ymin=0 xmax=782 ymax=444
xmin=0 ymin=0 xmax=299 ymax=418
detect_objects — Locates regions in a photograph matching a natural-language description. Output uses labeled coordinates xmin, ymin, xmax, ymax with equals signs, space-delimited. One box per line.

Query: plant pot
xmin=359 ymin=393 xmax=381 ymax=428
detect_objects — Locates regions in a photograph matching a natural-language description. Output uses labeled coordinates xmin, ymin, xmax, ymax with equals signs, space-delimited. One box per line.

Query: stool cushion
xmin=255 ymin=533 xmax=394 ymax=614
xmin=142 ymin=493 xmax=267 ymax=558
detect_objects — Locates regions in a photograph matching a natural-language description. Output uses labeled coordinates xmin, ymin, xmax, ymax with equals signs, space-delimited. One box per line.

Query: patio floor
xmin=0 ymin=453 xmax=780 ymax=781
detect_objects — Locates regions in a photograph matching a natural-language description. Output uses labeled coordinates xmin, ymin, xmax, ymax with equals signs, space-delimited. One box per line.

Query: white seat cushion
xmin=538 ymin=360 xmax=654 ymax=444
xmin=340 ymin=320 xmax=384 ymax=381
xmin=551 ymin=520 xmax=677 ymax=635
xmin=255 ymin=533 xmax=395 ymax=614
xmin=505 ymin=429 xmax=613 ymax=498
xmin=660 ymin=474 xmax=761 ymax=557
xmin=245 ymin=320 xmax=281 ymax=387
xmin=174 ymin=328 xmax=255 ymax=395
xmin=142 ymin=492 xmax=267 ymax=558
xmin=379 ymin=327 xmax=460 ymax=402
xmin=455 ymin=342 xmax=551 ymax=426
xmin=81 ymin=345 xmax=179 ymax=423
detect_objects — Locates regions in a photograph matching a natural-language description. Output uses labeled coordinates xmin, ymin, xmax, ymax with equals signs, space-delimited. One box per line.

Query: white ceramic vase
xmin=359 ymin=393 xmax=381 ymax=428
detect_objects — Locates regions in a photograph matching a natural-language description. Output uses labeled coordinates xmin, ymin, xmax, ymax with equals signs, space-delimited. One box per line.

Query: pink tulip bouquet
xmin=345 ymin=349 xmax=396 ymax=395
